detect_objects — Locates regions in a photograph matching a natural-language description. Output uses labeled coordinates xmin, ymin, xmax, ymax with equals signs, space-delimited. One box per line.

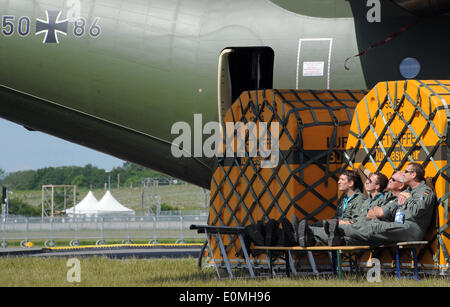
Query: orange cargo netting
xmin=208 ymin=89 xmax=367 ymax=263
xmin=345 ymin=80 xmax=450 ymax=273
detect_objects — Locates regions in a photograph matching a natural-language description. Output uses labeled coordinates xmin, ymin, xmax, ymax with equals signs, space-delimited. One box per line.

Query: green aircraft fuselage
xmin=1 ymin=0 xmax=450 ymax=188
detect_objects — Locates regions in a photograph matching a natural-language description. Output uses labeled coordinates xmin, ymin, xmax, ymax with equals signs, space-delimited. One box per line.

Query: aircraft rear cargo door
xmin=296 ymin=38 xmax=333 ymax=90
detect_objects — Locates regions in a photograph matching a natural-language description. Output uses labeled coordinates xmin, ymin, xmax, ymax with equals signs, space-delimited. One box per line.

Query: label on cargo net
xmin=353 ymin=146 xmax=446 ymax=163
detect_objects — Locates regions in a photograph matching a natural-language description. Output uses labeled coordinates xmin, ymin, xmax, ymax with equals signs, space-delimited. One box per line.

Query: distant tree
xmin=71 ymin=174 xmax=89 ymax=187
xmin=0 ymin=163 xmax=171 ymax=191
xmin=0 ymin=170 xmax=36 ymax=190
xmin=110 ymin=162 xmax=170 ymax=188
xmin=151 ymin=203 xmax=179 ymax=212
xmin=124 ymin=175 xmax=142 ymax=188
xmin=81 ymin=164 xmax=108 ymax=188
xmin=7 ymin=197 xmax=41 ymax=217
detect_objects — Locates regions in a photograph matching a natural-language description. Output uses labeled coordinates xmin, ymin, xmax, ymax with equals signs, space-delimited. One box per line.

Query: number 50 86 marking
xmin=1 ymin=15 xmax=101 ymax=39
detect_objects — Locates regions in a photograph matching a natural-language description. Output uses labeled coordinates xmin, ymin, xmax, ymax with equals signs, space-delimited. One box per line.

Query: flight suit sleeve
xmin=346 ymin=192 xmax=367 ymax=221
xmin=351 ymin=198 xmax=369 ymax=222
xmin=333 ymin=191 xmax=366 ymax=221
xmin=382 ymin=201 xmax=398 ymax=221
xmin=332 ymin=202 xmax=343 ymax=220
xmin=404 ymin=185 xmax=436 ymax=220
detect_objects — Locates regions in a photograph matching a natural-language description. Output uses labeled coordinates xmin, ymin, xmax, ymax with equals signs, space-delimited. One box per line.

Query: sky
xmin=0 ymin=118 xmax=125 ymax=174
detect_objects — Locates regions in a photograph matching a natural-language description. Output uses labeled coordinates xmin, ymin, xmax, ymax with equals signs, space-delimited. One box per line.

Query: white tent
xmin=96 ymin=190 xmax=135 ymax=216
xmin=65 ymin=191 xmax=99 ymax=216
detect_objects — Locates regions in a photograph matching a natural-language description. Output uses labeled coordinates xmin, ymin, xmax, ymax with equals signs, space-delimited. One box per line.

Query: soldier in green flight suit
xmin=306 ymin=171 xmax=388 ymax=245
xmin=332 ymin=169 xmax=367 ymax=223
xmin=327 ymin=163 xmax=436 ymax=246
xmin=351 ymin=171 xmax=389 ymax=223
xmin=294 ymin=169 xmax=366 ymax=246
xmin=364 ymin=171 xmax=407 ymax=221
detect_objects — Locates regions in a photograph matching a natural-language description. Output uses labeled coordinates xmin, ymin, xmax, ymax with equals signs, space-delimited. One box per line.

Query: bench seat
xmin=252 ymin=241 xmax=428 ymax=280
xmin=252 ymin=245 xmax=372 ymax=251
xmin=190 ymin=224 xmax=428 ymax=280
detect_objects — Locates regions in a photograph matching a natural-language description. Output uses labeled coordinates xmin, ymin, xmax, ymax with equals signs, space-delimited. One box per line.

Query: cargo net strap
xmin=208 ymin=89 xmax=367 ymax=258
xmin=344 ymin=80 xmax=450 ymax=267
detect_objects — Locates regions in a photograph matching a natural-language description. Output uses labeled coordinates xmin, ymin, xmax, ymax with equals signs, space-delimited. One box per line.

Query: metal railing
xmin=0 ymin=214 xmax=208 ymax=248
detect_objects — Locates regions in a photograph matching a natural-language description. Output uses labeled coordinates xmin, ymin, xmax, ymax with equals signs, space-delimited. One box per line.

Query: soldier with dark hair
xmin=293 ymin=169 xmax=366 ymax=246
xmin=351 ymin=172 xmax=389 ymax=223
xmin=246 ymin=169 xmax=367 ymax=248
xmin=332 ymin=169 xmax=366 ymax=223
xmin=404 ymin=162 xmax=425 ymax=181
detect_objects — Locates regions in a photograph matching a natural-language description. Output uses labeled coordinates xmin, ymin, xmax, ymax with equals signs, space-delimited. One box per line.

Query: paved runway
xmin=0 ymin=244 xmax=203 ymax=259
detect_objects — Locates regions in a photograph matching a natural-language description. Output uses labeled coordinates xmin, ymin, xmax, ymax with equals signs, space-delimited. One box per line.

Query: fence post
xmin=122 ymin=216 xmax=133 ymax=244
xmin=44 ymin=217 xmax=56 ymax=247
xmin=70 ymin=215 xmax=80 ymax=247
xmin=1 ymin=215 xmax=6 ymax=248
xmin=96 ymin=216 xmax=106 ymax=245
xmin=176 ymin=216 xmax=186 ymax=244
xmin=20 ymin=218 xmax=30 ymax=248
xmin=148 ymin=215 xmax=159 ymax=244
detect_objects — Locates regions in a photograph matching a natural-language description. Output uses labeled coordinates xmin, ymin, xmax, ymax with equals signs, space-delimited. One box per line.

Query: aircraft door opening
xmin=218 ymin=47 xmax=274 ymax=125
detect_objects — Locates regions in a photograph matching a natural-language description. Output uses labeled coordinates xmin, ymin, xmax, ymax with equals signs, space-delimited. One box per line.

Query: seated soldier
xmin=299 ymin=163 xmax=436 ymax=247
xmin=292 ymin=169 xmax=366 ymax=242
xmin=365 ymin=171 xmax=406 ymax=220
xmin=303 ymin=171 xmax=389 ymax=246
xmin=346 ymin=171 xmax=389 ymax=224
xmin=330 ymin=169 xmax=366 ymax=224
xmin=243 ymin=169 xmax=366 ymax=248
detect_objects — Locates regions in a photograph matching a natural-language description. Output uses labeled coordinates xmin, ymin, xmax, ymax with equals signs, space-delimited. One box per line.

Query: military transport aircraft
xmin=1 ymin=0 xmax=450 ymax=189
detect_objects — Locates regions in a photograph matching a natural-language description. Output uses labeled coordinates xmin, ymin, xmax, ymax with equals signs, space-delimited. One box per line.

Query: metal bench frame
xmin=252 ymin=241 xmax=428 ymax=280
xmin=252 ymin=245 xmax=371 ymax=280
xmin=191 ymin=224 xmax=427 ymax=281
xmin=190 ymin=224 xmax=255 ymax=279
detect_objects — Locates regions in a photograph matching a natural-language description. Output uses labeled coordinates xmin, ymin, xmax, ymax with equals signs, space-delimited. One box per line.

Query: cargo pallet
xmin=202 ymin=80 xmax=450 ymax=277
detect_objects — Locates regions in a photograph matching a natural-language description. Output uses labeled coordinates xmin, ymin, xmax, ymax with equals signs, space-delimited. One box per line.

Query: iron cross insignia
xmin=35 ymin=10 xmax=68 ymax=44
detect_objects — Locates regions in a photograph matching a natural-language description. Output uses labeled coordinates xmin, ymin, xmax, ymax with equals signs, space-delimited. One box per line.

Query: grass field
xmin=0 ymin=257 xmax=449 ymax=287
xmin=14 ymin=183 xmax=209 ymax=214
xmin=3 ymin=239 xmax=205 ymax=248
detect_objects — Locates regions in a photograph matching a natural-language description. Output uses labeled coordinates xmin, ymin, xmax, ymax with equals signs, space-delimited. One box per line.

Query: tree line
xmin=0 ymin=162 xmax=170 ymax=191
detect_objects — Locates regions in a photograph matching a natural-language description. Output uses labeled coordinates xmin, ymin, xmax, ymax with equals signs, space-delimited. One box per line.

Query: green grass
xmin=2 ymin=239 xmax=205 ymax=248
xmin=0 ymin=257 xmax=448 ymax=287
xmin=13 ymin=184 xmax=209 ymax=214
